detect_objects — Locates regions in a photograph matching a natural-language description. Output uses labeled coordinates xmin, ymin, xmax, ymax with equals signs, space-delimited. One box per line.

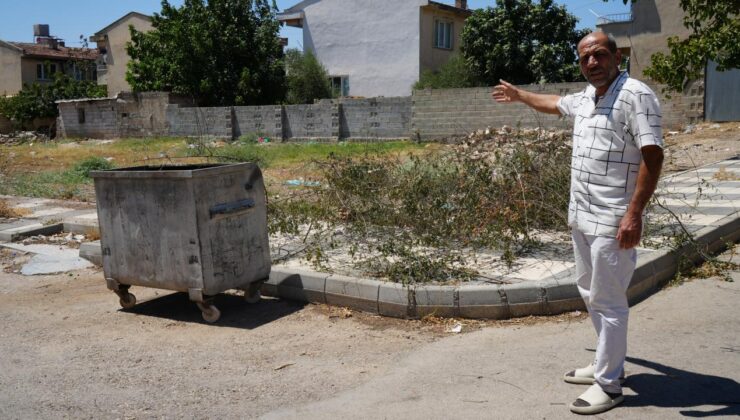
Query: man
xmin=493 ymin=32 xmax=664 ymax=415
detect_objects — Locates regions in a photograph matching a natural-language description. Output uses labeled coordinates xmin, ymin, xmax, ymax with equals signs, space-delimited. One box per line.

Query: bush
xmin=413 ymin=54 xmax=481 ymax=90
xmin=71 ymin=156 xmax=114 ymax=178
xmin=285 ymin=49 xmax=333 ymax=104
xmin=0 ymin=70 xmax=107 ymax=126
xmin=270 ymin=130 xmax=573 ymax=283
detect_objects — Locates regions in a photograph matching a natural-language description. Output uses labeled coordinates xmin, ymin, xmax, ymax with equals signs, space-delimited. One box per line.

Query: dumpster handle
xmin=210 ymin=198 xmax=255 ymax=218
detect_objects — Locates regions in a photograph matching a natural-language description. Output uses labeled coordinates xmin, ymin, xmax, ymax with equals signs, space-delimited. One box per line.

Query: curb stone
xmin=74 ymin=213 xmax=738 ymax=320
xmin=0 ymin=223 xmax=64 ymax=242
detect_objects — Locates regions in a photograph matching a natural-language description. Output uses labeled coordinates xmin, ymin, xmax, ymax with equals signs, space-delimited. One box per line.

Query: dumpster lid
xmin=90 ymin=163 xmax=258 ymax=179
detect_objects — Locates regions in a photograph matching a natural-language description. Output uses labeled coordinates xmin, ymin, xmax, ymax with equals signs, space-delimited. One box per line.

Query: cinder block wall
xmin=412 ymin=81 xmax=704 ymax=139
xmin=412 ymin=83 xmax=583 ymax=139
xmin=283 ymin=102 xmax=338 ymax=140
xmin=57 ymin=99 xmax=119 ymax=139
xmin=54 ymin=81 xmax=704 ymax=140
xmin=329 ymin=97 xmax=411 ymax=139
xmin=233 ymin=106 xmax=283 ymax=140
xmin=166 ymin=105 xmax=232 ymax=138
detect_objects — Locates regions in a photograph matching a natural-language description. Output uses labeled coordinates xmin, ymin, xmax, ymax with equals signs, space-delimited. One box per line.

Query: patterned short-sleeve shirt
xmin=557 ymin=71 xmax=663 ymax=237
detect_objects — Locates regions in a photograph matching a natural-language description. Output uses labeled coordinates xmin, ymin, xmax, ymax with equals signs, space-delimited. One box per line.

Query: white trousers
xmin=572 ymin=229 xmax=636 ymax=393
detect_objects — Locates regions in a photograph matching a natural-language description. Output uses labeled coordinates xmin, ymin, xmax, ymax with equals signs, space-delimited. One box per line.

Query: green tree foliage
xmin=413 ymin=54 xmax=481 ymax=90
xmin=461 ymin=0 xmax=589 ymax=85
xmin=642 ymin=0 xmax=739 ymax=91
xmin=126 ymin=0 xmax=286 ymax=106
xmin=284 ymin=49 xmax=332 ymax=104
xmin=0 ymin=69 xmax=106 ymax=124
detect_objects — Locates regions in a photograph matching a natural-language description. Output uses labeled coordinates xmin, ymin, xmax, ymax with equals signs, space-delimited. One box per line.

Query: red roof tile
xmin=9 ymin=42 xmax=99 ymax=61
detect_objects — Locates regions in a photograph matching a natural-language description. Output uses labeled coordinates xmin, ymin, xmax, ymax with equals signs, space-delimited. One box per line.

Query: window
xmin=434 ymin=19 xmax=453 ymax=49
xmin=36 ymin=63 xmax=57 ymax=81
xmin=330 ymin=76 xmax=349 ymax=97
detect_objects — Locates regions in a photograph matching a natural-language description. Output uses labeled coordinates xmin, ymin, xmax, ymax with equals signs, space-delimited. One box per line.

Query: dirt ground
xmin=0 ymin=124 xmax=737 ymax=418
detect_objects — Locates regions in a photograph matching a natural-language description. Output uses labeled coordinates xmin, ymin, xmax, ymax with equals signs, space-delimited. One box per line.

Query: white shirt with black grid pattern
xmin=557 ymin=71 xmax=663 ymax=237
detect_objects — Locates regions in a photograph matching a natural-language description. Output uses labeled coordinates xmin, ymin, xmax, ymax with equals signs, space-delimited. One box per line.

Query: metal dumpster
xmin=91 ymin=163 xmax=270 ymax=322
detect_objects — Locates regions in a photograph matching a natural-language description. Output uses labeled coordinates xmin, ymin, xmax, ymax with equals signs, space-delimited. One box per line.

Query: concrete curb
xmin=0 ymin=223 xmax=64 ymax=242
xmin=73 ymin=212 xmax=739 ymax=319
xmin=260 ymin=211 xmax=739 ymax=319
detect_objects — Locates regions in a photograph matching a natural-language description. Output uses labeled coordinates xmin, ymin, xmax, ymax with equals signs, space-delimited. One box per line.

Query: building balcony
xmin=596 ymin=13 xmax=633 ymax=26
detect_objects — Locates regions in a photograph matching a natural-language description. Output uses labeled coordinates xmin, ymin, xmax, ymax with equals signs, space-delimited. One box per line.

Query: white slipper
xmin=569 ymin=384 xmax=624 ymax=415
xmin=564 ymin=362 xmax=626 ymax=385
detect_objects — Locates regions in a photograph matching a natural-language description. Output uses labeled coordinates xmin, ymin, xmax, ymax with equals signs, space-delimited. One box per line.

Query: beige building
xmin=278 ymin=0 xmax=470 ymax=97
xmin=0 ymin=25 xmax=98 ymax=96
xmin=596 ymin=0 xmax=691 ymax=80
xmin=90 ymin=12 xmax=153 ymax=96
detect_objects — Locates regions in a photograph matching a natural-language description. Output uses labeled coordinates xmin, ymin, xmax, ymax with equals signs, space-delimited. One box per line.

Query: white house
xmin=278 ymin=0 xmax=471 ymax=98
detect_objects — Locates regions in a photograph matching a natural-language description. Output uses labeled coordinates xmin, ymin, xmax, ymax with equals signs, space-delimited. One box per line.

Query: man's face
xmin=577 ymin=35 xmax=621 ymax=90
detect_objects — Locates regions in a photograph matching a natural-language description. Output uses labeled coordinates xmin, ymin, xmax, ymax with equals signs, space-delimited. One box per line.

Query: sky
xmin=0 ymin=0 xmax=630 ymax=50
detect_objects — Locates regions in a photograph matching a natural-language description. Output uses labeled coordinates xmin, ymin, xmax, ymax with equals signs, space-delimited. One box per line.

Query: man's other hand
xmin=492 ymin=80 xmax=521 ymax=103
xmin=616 ymin=212 xmax=642 ymax=249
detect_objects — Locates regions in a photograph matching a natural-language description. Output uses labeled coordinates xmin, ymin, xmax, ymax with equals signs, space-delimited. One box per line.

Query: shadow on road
xmin=624 ymin=356 xmax=740 ymax=417
xmin=122 ymin=292 xmax=306 ymax=329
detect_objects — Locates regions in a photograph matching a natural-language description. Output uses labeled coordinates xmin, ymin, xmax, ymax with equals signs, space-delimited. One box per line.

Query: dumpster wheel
xmin=196 ymin=302 xmax=221 ymax=323
xmin=244 ymin=282 xmax=263 ymax=304
xmin=115 ymin=287 xmax=137 ymax=309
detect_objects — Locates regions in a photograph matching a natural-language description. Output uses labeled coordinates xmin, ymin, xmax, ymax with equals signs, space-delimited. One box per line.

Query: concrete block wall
xmin=412 ymin=81 xmax=704 ymax=139
xmin=116 ymin=92 xmax=174 ymax=138
xmin=57 ymin=99 xmax=119 ymax=139
xmin=283 ymin=102 xmax=338 ymax=140
xmin=165 ymin=105 xmax=232 ymax=139
xmin=233 ymin=105 xmax=283 ymax=140
xmin=411 ymin=83 xmax=584 ymax=139
xmin=330 ymin=97 xmax=411 ymax=139
xmin=653 ymin=80 xmax=704 ymax=129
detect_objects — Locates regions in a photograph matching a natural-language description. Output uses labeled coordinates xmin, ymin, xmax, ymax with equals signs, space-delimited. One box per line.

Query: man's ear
xmin=615 ymin=50 xmax=623 ymax=70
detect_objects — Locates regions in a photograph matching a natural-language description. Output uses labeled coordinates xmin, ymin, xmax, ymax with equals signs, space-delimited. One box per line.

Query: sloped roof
xmin=8 ymin=42 xmax=99 ymax=61
xmin=93 ymin=11 xmax=152 ymax=36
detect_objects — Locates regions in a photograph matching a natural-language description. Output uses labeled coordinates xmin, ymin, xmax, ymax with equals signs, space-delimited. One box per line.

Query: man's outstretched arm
xmin=492 ymin=80 xmax=562 ymax=115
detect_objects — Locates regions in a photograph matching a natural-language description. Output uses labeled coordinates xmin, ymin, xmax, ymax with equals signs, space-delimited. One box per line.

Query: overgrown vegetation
xmin=0 ymin=71 xmax=106 ymax=127
xmin=126 ymin=0 xmax=286 ymax=106
xmin=284 ymin=49 xmax=333 ymax=104
xmin=461 ymin=0 xmax=588 ymax=85
xmin=642 ymin=0 xmax=739 ymax=91
xmin=413 ymin=54 xmax=481 ymax=90
xmin=269 ymin=129 xmax=572 ymax=283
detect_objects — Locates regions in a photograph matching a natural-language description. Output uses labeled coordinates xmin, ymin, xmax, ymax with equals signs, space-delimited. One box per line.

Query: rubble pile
xmin=0 ymin=131 xmax=50 ymax=145
xmin=450 ymin=126 xmax=571 ymax=160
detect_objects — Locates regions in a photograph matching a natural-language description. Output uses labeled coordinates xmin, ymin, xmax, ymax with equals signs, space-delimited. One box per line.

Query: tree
xmin=126 ymin=0 xmax=286 ymax=106
xmin=284 ymin=49 xmax=332 ymax=104
xmin=413 ymin=54 xmax=481 ymax=90
xmin=461 ymin=0 xmax=589 ymax=86
xmin=0 ymin=69 xmax=106 ymax=125
xmin=640 ymin=0 xmax=739 ymax=91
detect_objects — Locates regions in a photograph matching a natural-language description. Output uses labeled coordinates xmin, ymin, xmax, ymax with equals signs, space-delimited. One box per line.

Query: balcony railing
xmin=596 ymin=13 xmax=633 ymax=25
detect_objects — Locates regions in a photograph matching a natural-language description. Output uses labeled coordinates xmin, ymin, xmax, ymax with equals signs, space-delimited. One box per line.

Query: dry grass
xmin=0 ymin=199 xmax=31 ymax=218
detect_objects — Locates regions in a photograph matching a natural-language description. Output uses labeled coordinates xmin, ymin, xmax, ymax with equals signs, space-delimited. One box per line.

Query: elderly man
xmin=493 ymin=32 xmax=664 ymax=415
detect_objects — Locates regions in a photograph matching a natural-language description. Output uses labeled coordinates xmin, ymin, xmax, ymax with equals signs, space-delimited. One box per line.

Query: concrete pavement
xmin=262 ymin=259 xmax=740 ymax=419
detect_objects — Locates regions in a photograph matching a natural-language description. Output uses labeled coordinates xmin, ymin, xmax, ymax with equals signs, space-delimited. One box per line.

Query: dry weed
xmin=0 ymin=199 xmax=31 ymax=218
